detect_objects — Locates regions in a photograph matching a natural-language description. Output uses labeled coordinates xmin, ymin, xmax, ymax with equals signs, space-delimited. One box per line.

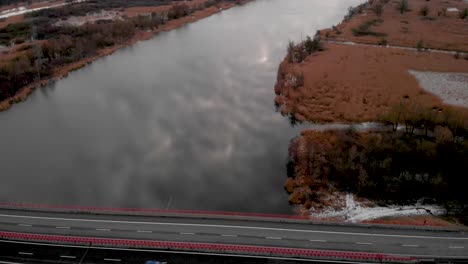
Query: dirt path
xmin=326 ymin=39 xmax=468 ymax=56
xmin=0 ymin=0 xmax=86 ymax=19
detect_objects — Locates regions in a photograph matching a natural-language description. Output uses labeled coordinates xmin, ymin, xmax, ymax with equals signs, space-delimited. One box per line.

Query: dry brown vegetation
xmin=285 ymin=103 xmax=468 ymax=223
xmin=324 ymin=0 xmax=468 ymax=52
xmin=275 ymin=0 xmax=468 ymax=123
xmin=278 ymin=0 xmax=468 ymax=224
xmin=363 ymin=215 xmax=458 ymax=228
xmin=275 ymin=43 xmax=468 ymax=123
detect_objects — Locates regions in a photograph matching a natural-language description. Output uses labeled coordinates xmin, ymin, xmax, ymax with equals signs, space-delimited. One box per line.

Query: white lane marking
xmin=221 ymin=234 xmax=238 ymax=237
xmin=0 ymin=0 xmax=88 ymax=20
xmin=0 ymin=261 xmax=24 ymax=264
xmin=356 ymin=242 xmax=372 ymax=245
xmin=402 ymin=244 xmax=419 ymax=247
xmin=60 ymin=256 xmax=76 ymax=259
xmin=104 ymin=258 xmax=121 ymax=262
xmin=1 ymin=213 xmax=467 ymax=240
xmin=96 ymin=228 xmax=111 ymax=231
xmin=3 ymin=240 xmax=468 ymax=262
xmin=136 ymin=230 xmax=152 ymax=233
xmin=18 ymin=224 xmax=32 ymax=227
xmin=449 ymin=246 xmax=464 ymax=249
xmin=310 ymin=239 xmax=327 ymax=243
xmin=180 ymin=232 xmax=195 ymax=235
xmin=266 ymin=237 xmax=282 ymax=240
xmin=18 ymin=252 xmax=33 ymax=255
xmin=56 ymin=226 xmax=70 ymax=229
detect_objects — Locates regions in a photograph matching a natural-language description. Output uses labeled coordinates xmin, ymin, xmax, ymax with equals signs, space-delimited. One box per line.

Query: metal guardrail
xmin=0 ymin=231 xmax=417 ymax=263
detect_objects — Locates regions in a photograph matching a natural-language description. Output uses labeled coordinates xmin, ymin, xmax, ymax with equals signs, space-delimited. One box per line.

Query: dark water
xmin=0 ymin=0 xmax=361 ymax=213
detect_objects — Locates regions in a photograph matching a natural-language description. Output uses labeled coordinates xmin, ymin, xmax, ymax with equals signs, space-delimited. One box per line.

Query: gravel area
xmin=409 ymin=70 xmax=468 ymax=108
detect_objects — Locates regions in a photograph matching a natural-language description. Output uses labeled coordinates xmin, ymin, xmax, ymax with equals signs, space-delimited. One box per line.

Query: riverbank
xmin=0 ymin=0 xmax=252 ymax=112
xmin=275 ymin=43 xmax=468 ymax=123
xmin=277 ymin=0 xmax=468 ymax=224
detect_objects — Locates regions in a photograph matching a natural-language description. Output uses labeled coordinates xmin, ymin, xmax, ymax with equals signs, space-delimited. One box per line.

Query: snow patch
xmin=409 ymin=70 xmax=468 ymax=108
xmin=54 ymin=10 xmax=122 ymax=27
xmin=310 ymin=193 xmax=446 ymax=223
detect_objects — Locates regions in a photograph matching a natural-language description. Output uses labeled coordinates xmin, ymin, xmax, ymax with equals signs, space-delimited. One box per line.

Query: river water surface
xmin=0 ymin=0 xmax=361 ymax=213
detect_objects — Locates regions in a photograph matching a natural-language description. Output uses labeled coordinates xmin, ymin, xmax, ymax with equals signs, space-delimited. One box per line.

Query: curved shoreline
xmin=0 ymin=0 xmax=252 ymax=112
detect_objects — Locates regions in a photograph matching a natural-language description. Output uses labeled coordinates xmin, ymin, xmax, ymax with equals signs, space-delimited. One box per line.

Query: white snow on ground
xmin=54 ymin=10 xmax=122 ymax=27
xmin=409 ymin=70 xmax=468 ymax=108
xmin=310 ymin=193 xmax=446 ymax=223
xmin=0 ymin=6 xmax=26 ymax=15
xmin=298 ymin=122 xmax=384 ymax=132
xmin=0 ymin=0 xmax=87 ymax=20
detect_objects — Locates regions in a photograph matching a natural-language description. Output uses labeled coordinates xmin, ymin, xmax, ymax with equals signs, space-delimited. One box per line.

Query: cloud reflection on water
xmin=0 ymin=0 xmax=363 ymax=213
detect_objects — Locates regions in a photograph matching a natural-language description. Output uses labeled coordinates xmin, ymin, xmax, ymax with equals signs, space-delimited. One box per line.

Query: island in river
xmin=0 ymin=0 xmax=250 ymax=111
xmin=276 ymin=0 xmax=468 ymax=226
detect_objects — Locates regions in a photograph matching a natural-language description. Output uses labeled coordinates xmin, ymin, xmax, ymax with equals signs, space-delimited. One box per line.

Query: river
xmin=0 ymin=0 xmax=362 ymax=213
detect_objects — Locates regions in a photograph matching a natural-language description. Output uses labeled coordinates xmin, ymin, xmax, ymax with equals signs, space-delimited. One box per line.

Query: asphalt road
xmin=1 ymin=240 xmax=340 ymax=264
xmin=0 ymin=209 xmax=467 ymax=260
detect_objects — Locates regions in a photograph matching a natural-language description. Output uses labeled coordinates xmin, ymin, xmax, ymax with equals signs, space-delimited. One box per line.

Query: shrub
xmin=287 ymin=40 xmax=295 ymax=63
xmin=288 ymin=112 xmax=300 ymax=127
xmin=344 ymin=2 xmax=370 ymax=21
xmin=293 ymin=72 xmax=304 ymax=88
xmin=167 ymin=3 xmax=191 ymax=20
xmin=204 ymin=0 xmax=217 ymax=8
xmin=373 ymin=3 xmax=383 ymax=16
xmin=459 ymin=8 xmax=468 ymax=19
xmin=304 ymin=32 xmax=323 ymax=54
xmin=378 ymin=38 xmax=388 ymax=46
xmin=13 ymin=38 xmax=25 ymax=44
xmin=0 ymin=22 xmax=31 ymax=46
xmin=398 ymin=0 xmax=409 ymax=14
xmin=438 ymin=7 xmax=447 ymax=17
xmin=420 ymin=5 xmax=429 ymax=16
xmin=352 ymin=19 xmax=386 ymax=37
xmin=416 ymin=40 xmax=424 ymax=51
xmin=16 ymin=44 xmax=32 ymax=51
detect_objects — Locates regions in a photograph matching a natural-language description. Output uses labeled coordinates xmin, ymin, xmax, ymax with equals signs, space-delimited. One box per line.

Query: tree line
xmin=286 ymin=31 xmax=323 ymax=63
xmin=287 ymin=103 xmax=468 ymax=222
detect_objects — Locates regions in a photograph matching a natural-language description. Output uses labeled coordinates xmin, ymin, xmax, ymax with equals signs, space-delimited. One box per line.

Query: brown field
xmin=276 ymin=0 xmax=468 ymax=123
xmin=275 ymin=43 xmax=468 ymax=123
xmin=363 ymin=215 xmax=459 ymax=228
xmin=324 ymin=0 xmax=468 ymax=52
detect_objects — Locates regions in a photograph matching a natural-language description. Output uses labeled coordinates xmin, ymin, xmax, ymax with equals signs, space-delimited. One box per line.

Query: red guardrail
xmin=0 ymin=202 xmax=309 ymax=220
xmin=0 ymin=231 xmax=416 ymax=262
